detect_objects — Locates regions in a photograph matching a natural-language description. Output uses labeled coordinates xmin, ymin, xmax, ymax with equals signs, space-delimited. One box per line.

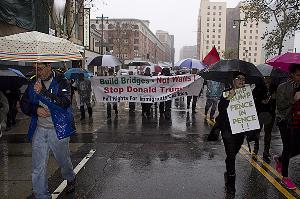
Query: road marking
xmin=241 ymin=145 xmax=300 ymax=197
xmin=239 ymin=147 xmax=297 ymax=199
xmin=51 ymin=149 xmax=96 ymax=199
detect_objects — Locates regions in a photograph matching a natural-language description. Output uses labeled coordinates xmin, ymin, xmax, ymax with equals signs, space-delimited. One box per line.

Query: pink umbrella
xmin=266 ymin=52 xmax=300 ymax=72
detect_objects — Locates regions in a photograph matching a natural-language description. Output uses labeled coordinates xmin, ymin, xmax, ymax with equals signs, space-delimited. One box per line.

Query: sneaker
xmin=281 ymin=177 xmax=296 ymax=190
xmin=274 ymin=155 xmax=282 ymax=173
xmin=66 ymin=178 xmax=76 ymax=193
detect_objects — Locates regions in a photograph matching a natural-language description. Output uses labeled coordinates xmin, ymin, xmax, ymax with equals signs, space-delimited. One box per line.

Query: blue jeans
xmin=32 ymin=127 xmax=75 ymax=199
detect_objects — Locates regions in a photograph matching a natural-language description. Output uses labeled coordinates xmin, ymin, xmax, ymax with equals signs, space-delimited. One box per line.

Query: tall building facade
xmin=156 ymin=30 xmax=173 ymax=63
xmin=90 ymin=18 xmax=171 ymax=64
xmin=179 ymin=45 xmax=197 ymax=60
xmin=197 ymin=0 xmax=227 ymax=60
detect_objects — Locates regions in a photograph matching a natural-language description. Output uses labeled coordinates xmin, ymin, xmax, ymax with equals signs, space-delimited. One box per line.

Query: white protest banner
xmin=227 ymin=86 xmax=260 ymax=134
xmin=91 ymin=74 xmax=203 ymax=103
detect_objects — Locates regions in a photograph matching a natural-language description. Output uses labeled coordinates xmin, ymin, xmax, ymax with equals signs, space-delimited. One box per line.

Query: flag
xmin=203 ymin=46 xmax=220 ymax=66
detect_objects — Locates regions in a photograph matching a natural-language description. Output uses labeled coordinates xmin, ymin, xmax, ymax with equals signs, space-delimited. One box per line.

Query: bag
xmin=290 ymin=100 xmax=300 ymax=129
xmin=289 ymin=128 xmax=300 ymax=158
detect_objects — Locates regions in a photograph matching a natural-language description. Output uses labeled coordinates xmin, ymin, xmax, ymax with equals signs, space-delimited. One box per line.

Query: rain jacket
xmin=20 ymin=71 xmax=76 ymax=141
xmin=206 ymin=80 xmax=224 ymax=99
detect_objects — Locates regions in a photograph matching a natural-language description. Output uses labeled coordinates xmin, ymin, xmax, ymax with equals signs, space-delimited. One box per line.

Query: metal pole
xmin=101 ymin=14 xmax=104 ymax=55
xmin=237 ymin=22 xmax=240 ymax=60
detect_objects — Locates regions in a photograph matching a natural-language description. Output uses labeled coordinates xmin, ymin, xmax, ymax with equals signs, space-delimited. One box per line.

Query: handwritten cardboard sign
xmin=227 ymin=86 xmax=260 ymax=134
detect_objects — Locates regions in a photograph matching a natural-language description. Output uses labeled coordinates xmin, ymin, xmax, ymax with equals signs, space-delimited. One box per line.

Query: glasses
xmin=235 ymin=77 xmax=246 ymax=81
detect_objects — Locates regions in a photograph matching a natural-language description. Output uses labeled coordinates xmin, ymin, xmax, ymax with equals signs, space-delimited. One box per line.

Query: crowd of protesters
xmin=1 ymin=62 xmax=300 ymax=198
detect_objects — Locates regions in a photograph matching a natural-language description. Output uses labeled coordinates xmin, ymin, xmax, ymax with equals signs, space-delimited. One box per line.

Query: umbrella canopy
xmin=266 ymin=52 xmax=300 ymax=72
xmin=0 ymin=69 xmax=28 ymax=91
xmin=256 ymin=64 xmax=289 ymax=79
xmin=0 ymin=31 xmax=82 ymax=62
xmin=64 ymin=68 xmax=93 ymax=79
xmin=200 ymin=59 xmax=263 ymax=84
xmin=175 ymin=58 xmax=206 ymax=70
xmin=144 ymin=65 xmax=162 ymax=73
xmin=88 ymin=55 xmax=121 ymax=67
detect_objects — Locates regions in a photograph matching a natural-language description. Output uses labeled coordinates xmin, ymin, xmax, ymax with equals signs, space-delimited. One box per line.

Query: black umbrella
xmin=0 ymin=70 xmax=28 ymax=91
xmin=88 ymin=55 xmax=121 ymax=67
xmin=200 ymin=59 xmax=263 ymax=84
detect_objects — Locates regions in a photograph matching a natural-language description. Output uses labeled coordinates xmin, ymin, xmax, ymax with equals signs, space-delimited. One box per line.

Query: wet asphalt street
xmin=0 ymin=97 xmax=300 ymax=199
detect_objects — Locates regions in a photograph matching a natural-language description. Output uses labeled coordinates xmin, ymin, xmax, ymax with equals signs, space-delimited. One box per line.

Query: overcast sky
xmin=91 ymin=0 xmax=241 ymax=62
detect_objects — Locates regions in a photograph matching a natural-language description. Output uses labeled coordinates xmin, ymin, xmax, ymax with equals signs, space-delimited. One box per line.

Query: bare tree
xmin=241 ymin=0 xmax=300 ymax=57
xmin=108 ymin=21 xmax=135 ymax=63
xmin=41 ymin=0 xmax=93 ymax=40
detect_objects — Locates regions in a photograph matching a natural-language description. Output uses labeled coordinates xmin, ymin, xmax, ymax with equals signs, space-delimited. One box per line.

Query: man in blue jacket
xmin=20 ymin=62 xmax=76 ymax=198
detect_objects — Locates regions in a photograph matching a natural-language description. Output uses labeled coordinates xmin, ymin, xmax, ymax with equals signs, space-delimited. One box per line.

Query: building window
xmin=250 ymin=24 xmax=253 ymax=28
xmin=207 ymin=35 xmax=209 ymax=38
xmin=213 ymin=6 xmax=216 ymax=9
xmin=256 ymin=30 xmax=259 ymax=34
xmin=213 ymin=29 xmax=215 ymax=32
xmin=134 ymin=39 xmax=139 ymax=44
xmin=208 ymin=12 xmax=210 ymax=15
xmin=208 ymin=6 xmax=210 ymax=9
xmin=250 ymin=30 xmax=253 ymax=34
xmin=249 ymin=41 xmax=252 ymax=45
xmin=218 ymin=41 xmax=220 ymax=44
xmin=254 ymin=53 xmax=257 ymax=56
xmin=219 ymin=18 xmax=221 ymax=21
xmin=134 ymin=31 xmax=139 ymax=37
xmin=218 ymin=35 xmax=221 ymax=38
xmin=254 ymin=58 xmax=257 ymax=62
xmin=249 ymin=47 xmax=252 ymax=50
xmin=206 ymin=40 xmax=209 ymax=44
xmin=207 ymin=23 xmax=210 ymax=27
xmin=244 ymin=36 xmax=246 ymax=39
xmin=212 ymin=40 xmax=215 ymax=44
xmin=213 ymin=12 xmax=216 ymax=15
xmin=255 ymin=47 xmax=257 ymax=50
xmin=255 ymin=36 xmax=258 ymax=39
xmin=219 ymin=6 xmax=222 ymax=10
xmin=243 ymin=47 xmax=246 ymax=50
xmin=250 ymin=36 xmax=252 ymax=39
xmin=207 ymin=29 xmax=209 ymax=32
xmin=206 ymin=46 xmax=209 ymax=49
xmin=243 ymin=53 xmax=245 ymax=56
xmin=218 ymin=29 xmax=221 ymax=33
xmin=213 ymin=23 xmax=215 ymax=27
xmin=244 ymin=41 xmax=246 ymax=45
xmin=134 ymin=46 xmax=139 ymax=50
xmin=249 ymin=58 xmax=251 ymax=62
xmin=219 ymin=12 xmax=221 ymax=15
xmin=207 ymin=17 xmax=210 ymax=21
xmin=213 ymin=18 xmax=215 ymax=21
xmin=249 ymin=53 xmax=251 ymax=56
xmin=218 ymin=46 xmax=220 ymax=50
xmin=212 ymin=35 xmax=215 ymax=38
xmin=218 ymin=24 xmax=221 ymax=27
xmin=244 ymin=30 xmax=246 ymax=33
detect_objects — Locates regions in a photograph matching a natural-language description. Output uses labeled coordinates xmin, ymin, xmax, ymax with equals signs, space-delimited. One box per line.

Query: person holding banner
xmin=187 ymin=68 xmax=200 ymax=114
xmin=215 ymin=71 xmax=248 ymax=196
xmin=107 ymin=68 xmax=118 ymax=118
xmin=159 ymin=68 xmax=172 ymax=119
xmin=274 ymin=63 xmax=300 ymax=190
xmin=141 ymin=67 xmax=152 ymax=119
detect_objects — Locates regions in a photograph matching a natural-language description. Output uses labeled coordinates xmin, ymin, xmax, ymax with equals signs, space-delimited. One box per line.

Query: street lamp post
xmin=233 ymin=19 xmax=246 ymax=59
xmin=96 ymin=14 xmax=109 ymax=55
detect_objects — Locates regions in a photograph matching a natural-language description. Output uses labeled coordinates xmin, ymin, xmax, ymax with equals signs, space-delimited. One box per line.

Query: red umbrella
xmin=154 ymin=65 xmax=162 ymax=73
xmin=266 ymin=52 xmax=300 ymax=72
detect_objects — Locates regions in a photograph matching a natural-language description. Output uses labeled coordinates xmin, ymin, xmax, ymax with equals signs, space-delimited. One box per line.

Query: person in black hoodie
xmin=252 ymin=76 xmax=277 ymax=161
xmin=216 ymin=71 xmax=248 ymax=196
